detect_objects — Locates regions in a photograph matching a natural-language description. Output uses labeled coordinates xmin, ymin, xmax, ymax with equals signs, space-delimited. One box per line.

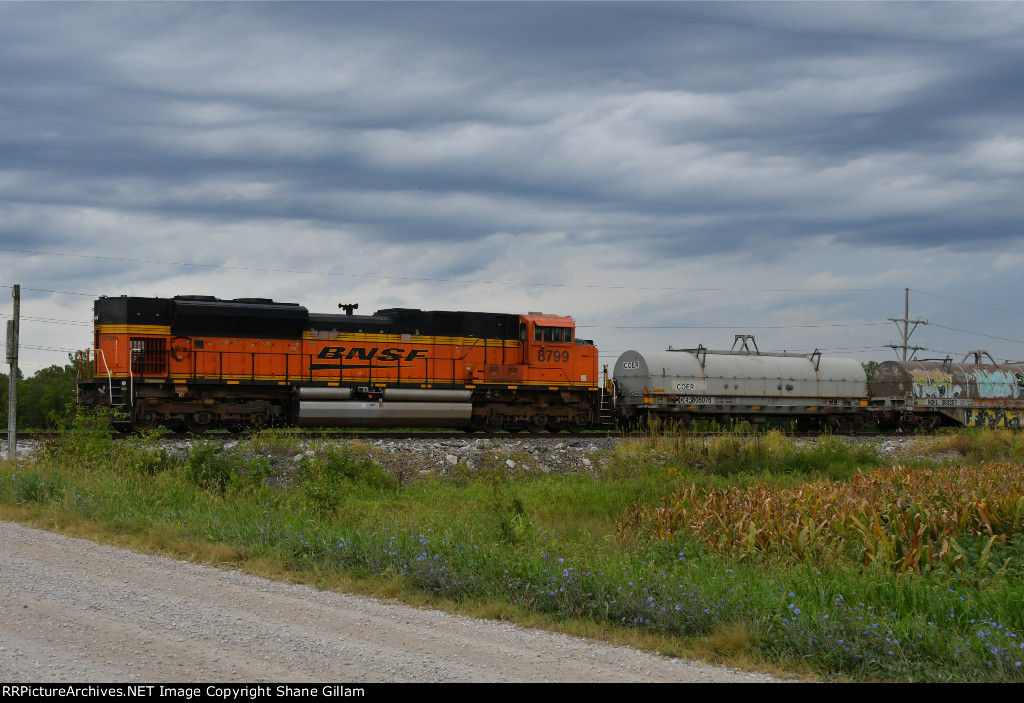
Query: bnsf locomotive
xmin=75 ymin=295 xmax=602 ymax=433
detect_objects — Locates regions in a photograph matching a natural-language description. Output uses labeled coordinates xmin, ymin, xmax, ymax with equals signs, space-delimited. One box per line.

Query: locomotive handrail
xmin=94 ymin=349 xmax=113 ymax=403
xmin=454 ymin=337 xmax=482 ymax=360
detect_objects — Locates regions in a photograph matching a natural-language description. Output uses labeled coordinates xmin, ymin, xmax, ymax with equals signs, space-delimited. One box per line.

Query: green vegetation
xmin=2 ymin=416 xmax=1023 ymax=682
xmin=0 ymin=362 xmax=77 ymax=429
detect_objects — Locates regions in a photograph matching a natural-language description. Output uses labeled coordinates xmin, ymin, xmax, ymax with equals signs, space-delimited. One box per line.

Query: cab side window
xmin=535 ymin=326 xmax=573 ymax=343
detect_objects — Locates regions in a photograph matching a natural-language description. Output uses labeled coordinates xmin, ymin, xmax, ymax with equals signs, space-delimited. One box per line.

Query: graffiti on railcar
xmin=910 ymin=369 xmax=962 ymax=399
xmin=972 ymin=370 xmax=1020 ymax=399
xmin=965 ymin=409 xmax=1024 ymax=428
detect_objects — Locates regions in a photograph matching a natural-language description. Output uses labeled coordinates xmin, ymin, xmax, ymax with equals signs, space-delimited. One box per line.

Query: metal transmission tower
xmin=886 ymin=287 xmax=927 ymax=361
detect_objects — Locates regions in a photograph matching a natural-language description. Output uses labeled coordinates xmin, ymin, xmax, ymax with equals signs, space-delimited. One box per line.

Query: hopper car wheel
xmin=503 ymin=422 xmax=525 ymax=433
xmin=827 ymin=416 xmax=862 ymax=432
xmin=899 ymin=415 xmax=940 ymax=433
xmin=526 ymin=421 xmax=546 ymax=434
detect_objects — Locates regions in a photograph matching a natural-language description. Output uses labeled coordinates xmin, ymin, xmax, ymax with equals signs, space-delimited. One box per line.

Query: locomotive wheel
xmin=567 ymin=417 xmax=588 ymax=433
xmin=185 ymin=413 xmax=214 ymax=435
xmin=526 ymin=414 xmax=548 ymax=434
xmin=130 ymin=412 xmax=158 ymax=433
xmin=546 ymin=418 xmax=567 ymax=433
xmin=464 ymin=416 xmax=488 ymax=433
xmin=185 ymin=420 xmax=212 ymax=435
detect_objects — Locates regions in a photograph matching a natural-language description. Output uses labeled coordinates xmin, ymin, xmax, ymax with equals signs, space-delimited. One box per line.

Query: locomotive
xmin=75 ymin=295 xmax=603 ymax=433
xmin=75 ymin=295 xmax=1024 ymax=432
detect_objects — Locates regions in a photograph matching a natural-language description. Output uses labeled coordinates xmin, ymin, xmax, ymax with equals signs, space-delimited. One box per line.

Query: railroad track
xmin=0 ymin=430 xmax=622 ymax=442
xmin=1 ymin=429 xmax=887 ymax=443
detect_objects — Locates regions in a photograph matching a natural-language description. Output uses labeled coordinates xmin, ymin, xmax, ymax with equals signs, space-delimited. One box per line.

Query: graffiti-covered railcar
xmin=869 ymin=353 xmax=1024 ymax=430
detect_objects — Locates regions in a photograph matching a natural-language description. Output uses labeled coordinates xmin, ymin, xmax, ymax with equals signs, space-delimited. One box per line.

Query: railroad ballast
xmin=75 ymin=294 xmax=1024 ymax=432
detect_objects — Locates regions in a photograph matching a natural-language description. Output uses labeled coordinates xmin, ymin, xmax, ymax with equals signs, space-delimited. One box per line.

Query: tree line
xmin=0 ymin=363 xmax=77 ymax=430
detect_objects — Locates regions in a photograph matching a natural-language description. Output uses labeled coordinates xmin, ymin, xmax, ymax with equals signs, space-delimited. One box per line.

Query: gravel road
xmin=0 ymin=522 xmax=781 ymax=683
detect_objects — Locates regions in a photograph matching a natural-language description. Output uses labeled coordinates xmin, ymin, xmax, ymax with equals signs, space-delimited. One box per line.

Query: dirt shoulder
xmin=0 ymin=522 xmax=780 ymax=683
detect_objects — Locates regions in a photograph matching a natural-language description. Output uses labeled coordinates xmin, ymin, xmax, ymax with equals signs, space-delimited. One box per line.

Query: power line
xmin=0 ymin=313 xmax=91 ymax=327
xmin=0 ymin=284 xmax=100 ymax=298
xmin=580 ymin=322 xmax=886 ymax=330
xmin=0 ymin=343 xmax=77 ymax=353
xmin=929 ymin=323 xmax=1024 ymax=346
xmin=911 ymin=289 xmax=1024 ymax=317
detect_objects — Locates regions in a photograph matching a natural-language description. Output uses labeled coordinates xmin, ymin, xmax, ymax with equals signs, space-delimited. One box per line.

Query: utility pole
xmin=887 ymin=287 xmax=927 ymax=361
xmin=7 ymin=284 xmax=19 ymax=461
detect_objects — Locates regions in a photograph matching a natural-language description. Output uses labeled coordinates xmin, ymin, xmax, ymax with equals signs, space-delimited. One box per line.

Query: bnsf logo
xmin=317 ymin=346 xmax=429 ymax=362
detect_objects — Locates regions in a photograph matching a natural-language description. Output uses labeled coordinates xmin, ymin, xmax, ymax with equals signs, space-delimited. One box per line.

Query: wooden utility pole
xmin=7 ymin=284 xmax=18 ymax=461
xmin=887 ymin=287 xmax=927 ymax=361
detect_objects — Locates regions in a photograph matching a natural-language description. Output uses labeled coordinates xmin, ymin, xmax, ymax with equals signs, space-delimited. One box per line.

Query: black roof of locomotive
xmin=95 ymin=295 xmax=521 ymax=340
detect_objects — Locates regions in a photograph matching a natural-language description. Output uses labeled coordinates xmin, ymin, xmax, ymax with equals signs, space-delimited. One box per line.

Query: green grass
xmin=2 ymin=419 xmax=1023 ymax=681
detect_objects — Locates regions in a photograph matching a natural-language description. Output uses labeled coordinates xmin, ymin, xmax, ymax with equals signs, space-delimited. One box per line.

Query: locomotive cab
xmin=520 ymin=314 xmax=595 ymax=386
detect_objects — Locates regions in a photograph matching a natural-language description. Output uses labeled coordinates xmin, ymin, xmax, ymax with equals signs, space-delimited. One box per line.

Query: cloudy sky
xmin=3 ymin=1 xmax=1024 ymax=374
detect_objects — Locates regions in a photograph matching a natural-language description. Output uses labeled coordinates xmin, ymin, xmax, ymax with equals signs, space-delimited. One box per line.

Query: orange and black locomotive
xmin=76 ymin=295 xmax=602 ymax=433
